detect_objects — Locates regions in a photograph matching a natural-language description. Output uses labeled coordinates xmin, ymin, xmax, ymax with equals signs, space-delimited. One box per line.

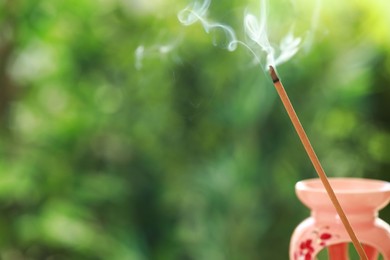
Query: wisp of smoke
xmin=302 ymin=0 xmax=322 ymax=52
xmin=177 ymin=0 xmax=210 ymax=26
xmin=135 ymin=45 xmax=145 ymax=70
xmin=135 ymin=42 xmax=177 ymax=70
xmin=244 ymin=0 xmax=301 ymax=68
xmin=177 ymin=0 xmax=237 ymax=51
xmin=178 ymin=0 xmax=314 ymax=69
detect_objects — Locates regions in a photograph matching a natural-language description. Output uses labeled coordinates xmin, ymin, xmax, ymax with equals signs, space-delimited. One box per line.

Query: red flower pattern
xmin=320 ymin=232 xmax=332 ymax=240
xmin=319 ymin=232 xmax=332 ymax=246
xmin=297 ymin=239 xmax=314 ymax=260
xmin=295 ymin=229 xmax=334 ymax=260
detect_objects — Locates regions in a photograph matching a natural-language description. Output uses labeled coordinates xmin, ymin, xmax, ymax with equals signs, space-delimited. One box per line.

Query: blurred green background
xmin=0 ymin=0 xmax=389 ymax=259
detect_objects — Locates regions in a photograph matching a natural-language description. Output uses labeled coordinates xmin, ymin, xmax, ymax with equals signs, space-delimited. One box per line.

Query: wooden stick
xmin=269 ymin=66 xmax=368 ymax=260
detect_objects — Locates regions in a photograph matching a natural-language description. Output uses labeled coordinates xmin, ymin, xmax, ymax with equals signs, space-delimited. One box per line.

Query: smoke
xmin=177 ymin=0 xmax=210 ymax=26
xmin=135 ymin=42 xmax=177 ymax=70
xmin=134 ymin=0 xmax=320 ymax=70
xmin=135 ymin=45 xmax=145 ymax=70
xmin=177 ymin=0 xmax=237 ymax=51
xmin=303 ymin=0 xmax=322 ymax=52
xmin=178 ymin=0 xmax=318 ymax=69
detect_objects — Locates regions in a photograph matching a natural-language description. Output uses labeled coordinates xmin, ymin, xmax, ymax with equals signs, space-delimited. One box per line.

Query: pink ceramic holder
xmin=290 ymin=178 xmax=390 ymax=260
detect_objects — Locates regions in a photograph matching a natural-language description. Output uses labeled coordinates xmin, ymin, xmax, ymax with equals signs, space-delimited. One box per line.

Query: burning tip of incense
xmin=269 ymin=66 xmax=280 ymax=83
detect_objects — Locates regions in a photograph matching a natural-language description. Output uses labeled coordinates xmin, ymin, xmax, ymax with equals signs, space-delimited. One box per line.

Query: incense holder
xmin=290 ymin=178 xmax=390 ymax=260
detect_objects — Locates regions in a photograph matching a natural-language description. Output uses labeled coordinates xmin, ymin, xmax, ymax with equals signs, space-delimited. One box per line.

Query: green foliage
xmin=0 ymin=0 xmax=389 ymax=259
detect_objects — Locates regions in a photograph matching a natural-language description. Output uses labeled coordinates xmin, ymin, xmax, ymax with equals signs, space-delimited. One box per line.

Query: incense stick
xmin=269 ymin=66 xmax=368 ymax=260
